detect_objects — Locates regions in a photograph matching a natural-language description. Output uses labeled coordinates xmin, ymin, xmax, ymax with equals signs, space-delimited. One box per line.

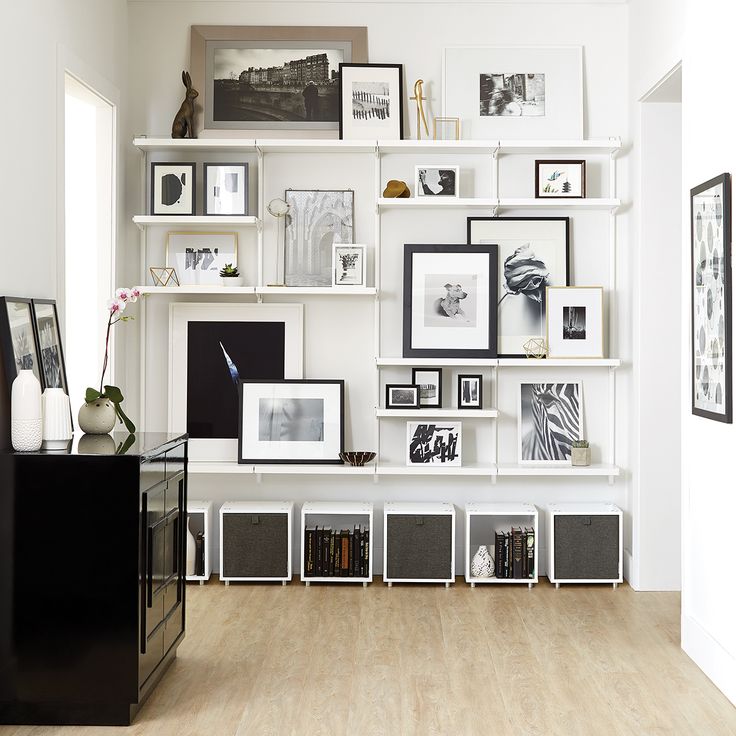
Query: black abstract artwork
xmin=186 ymin=321 xmax=285 ymax=439
xmin=161 ymin=173 xmax=185 ymax=205
xmin=407 ymin=423 xmax=461 ymax=465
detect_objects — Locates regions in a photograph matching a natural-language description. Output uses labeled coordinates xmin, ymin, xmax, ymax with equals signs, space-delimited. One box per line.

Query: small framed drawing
xmin=0 ymin=297 xmax=42 ymax=389
xmin=385 ymin=384 xmax=420 ymax=409
xmin=406 ymin=421 xmax=462 ymax=466
xmin=333 ymin=244 xmax=366 ymax=286
xmin=412 ymin=368 xmax=443 ymax=408
xmin=535 ymin=160 xmax=585 ymax=198
xmin=546 ymin=287 xmax=604 ymax=359
xmin=203 ymin=163 xmax=248 ymax=215
xmin=166 ymin=232 xmax=238 ymax=286
xmin=150 ymin=162 xmax=196 ymax=215
xmin=339 ymin=63 xmax=404 ymax=140
xmin=518 ymin=382 xmax=582 ymax=464
xmin=691 ymin=173 xmax=732 ymax=423
xmin=238 ymin=379 xmax=344 ymax=464
xmin=403 ymin=244 xmax=498 ymax=359
xmin=415 ymin=166 xmax=459 ymax=197
xmin=433 ymin=116 xmax=460 ymax=141
xmin=457 ymin=374 xmax=483 ymax=409
xmin=31 ymin=300 xmax=69 ymax=394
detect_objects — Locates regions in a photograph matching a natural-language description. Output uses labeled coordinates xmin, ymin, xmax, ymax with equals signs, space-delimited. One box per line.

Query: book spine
xmin=315 ymin=527 xmax=323 ymax=577
xmin=494 ymin=532 xmax=504 ymax=578
xmin=512 ymin=527 xmax=523 ymax=579
xmin=195 ymin=533 xmax=205 ymax=577
xmin=329 ymin=530 xmax=336 ymax=576
xmin=504 ymin=533 xmax=510 ymax=579
xmin=305 ymin=527 xmax=315 ymax=577
xmin=341 ymin=531 xmax=349 ymax=576
xmin=521 ymin=529 xmax=528 ymax=579
xmin=335 ymin=531 xmax=342 ymax=575
xmin=322 ymin=528 xmax=331 ymax=578
xmin=526 ymin=527 xmax=535 ymax=579
xmin=364 ymin=528 xmax=370 ymax=578
xmin=348 ymin=529 xmax=354 ymax=576
xmin=359 ymin=526 xmax=365 ymax=577
xmin=353 ymin=525 xmax=360 ymax=577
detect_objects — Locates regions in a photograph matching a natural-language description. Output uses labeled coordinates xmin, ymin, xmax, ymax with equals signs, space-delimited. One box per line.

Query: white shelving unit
xmin=132 ymin=215 xmax=259 ymax=229
xmin=186 ymin=499 xmax=213 ymax=585
xmin=376 ymin=408 xmax=498 ymax=419
xmin=465 ymin=503 xmax=538 ymax=588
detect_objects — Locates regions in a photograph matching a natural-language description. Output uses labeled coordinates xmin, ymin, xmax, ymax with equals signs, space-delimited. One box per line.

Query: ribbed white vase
xmin=11 ymin=369 xmax=42 ymax=452
xmin=42 ymin=388 xmax=73 ymax=450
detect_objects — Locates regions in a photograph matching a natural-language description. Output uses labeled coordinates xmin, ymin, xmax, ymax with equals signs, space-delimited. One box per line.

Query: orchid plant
xmin=84 ymin=287 xmax=140 ymax=434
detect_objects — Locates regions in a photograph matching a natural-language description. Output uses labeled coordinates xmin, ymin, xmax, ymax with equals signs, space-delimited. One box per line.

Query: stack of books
xmin=304 ymin=526 xmax=370 ymax=578
xmin=494 ymin=527 xmax=535 ymax=579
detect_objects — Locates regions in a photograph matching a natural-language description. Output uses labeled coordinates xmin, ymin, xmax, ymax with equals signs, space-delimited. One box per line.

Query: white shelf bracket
xmin=491 ymin=145 xmax=500 ymax=160
xmin=256 ymin=218 xmax=263 ymax=233
xmin=256 ymin=293 xmax=263 ymax=304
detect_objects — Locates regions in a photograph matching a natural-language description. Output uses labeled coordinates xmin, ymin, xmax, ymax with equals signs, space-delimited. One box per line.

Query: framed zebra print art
xmin=518 ymin=382 xmax=582 ymax=464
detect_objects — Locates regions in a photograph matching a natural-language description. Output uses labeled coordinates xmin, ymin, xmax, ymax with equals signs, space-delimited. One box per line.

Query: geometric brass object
xmin=523 ymin=337 xmax=548 ymax=359
xmin=149 ymin=267 xmax=180 ymax=287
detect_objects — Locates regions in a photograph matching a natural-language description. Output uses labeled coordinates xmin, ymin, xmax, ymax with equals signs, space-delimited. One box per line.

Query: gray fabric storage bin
xmin=222 ymin=512 xmax=288 ymax=578
xmin=386 ymin=514 xmax=452 ymax=580
xmin=553 ymin=514 xmax=619 ymax=580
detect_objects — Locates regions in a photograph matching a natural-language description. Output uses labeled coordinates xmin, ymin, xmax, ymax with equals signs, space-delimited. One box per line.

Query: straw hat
xmin=382 ymin=179 xmax=411 ymax=198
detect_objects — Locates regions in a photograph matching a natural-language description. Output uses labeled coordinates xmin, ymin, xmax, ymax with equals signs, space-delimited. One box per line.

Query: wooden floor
xmin=3 ymin=578 xmax=735 ymax=736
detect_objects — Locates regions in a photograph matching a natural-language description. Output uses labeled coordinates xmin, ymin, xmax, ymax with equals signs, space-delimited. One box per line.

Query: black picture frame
xmin=403 ymin=244 xmax=498 ymax=359
xmin=385 ymin=383 xmax=420 ymax=409
xmin=467 ymin=217 xmax=570 ymax=358
xmin=30 ymin=300 xmax=70 ymax=393
xmin=457 ymin=374 xmax=483 ymax=409
xmin=534 ymin=160 xmax=586 ymax=199
xmin=691 ymin=173 xmax=732 ymax=423
xmin=238 ymin=379 xmax=345 ymax=464
xmin=0 ymin=296 xmax=42 ymax=394
xmin=150 ymin=162 xmax=196 ymax=216
xmin=338 ymin=62 xmax=404 ymax=140
xmin=412 ymin=368 xmax=443 ymax=409
xmin=203 ymin=162 xmax=248 ymax=216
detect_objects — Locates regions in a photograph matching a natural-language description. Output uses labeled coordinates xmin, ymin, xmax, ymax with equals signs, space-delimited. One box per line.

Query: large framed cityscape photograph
xmin=191 ymin=25 xmax=368 ymax=132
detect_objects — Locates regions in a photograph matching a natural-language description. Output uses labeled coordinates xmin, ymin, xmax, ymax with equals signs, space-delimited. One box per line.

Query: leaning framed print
xmin=238 ymin=379 xmax=344 ymax=464
xmin=339 ymin=63 xmax=404 ymax=140
xmin=457 ymin=374 xmax=483 ymax=409
xmin=385 ymin=384 xmax=420 ymax=409
xmin=406 ymin=421 xmax=462 ymax=466
xmin=169 ymin=303 xmax=304 ymax=461
xmin=442 ymin=46 xmax=583 ymax=139
xmin=518 ymin=382 xmax=582 ymax=464
xmin=166 ymin=232 xmax=238 ymax=286
xmin=412 ymin=367 xmax=443 ymax=408
xmin=415 ymin=166 xmax=460 ymax=198
xmin=535 ymin=160 xmax=586 ymax=198
xmin=191 ymin=25 xmax=368 ymax=134
xmin=403 ymin=244 xmax=498 ymax=359
xmin=203 ymin=163 xmax=248 ymax=215
xmin=332 ymin=244 xmax=366 ymax=286
xmin=0 ymin=297 xmax=42 ymax=390
xmin=150 ymin=163 xmax=196 ymax=216
xmin=467 ymin=217 xmax=570 ymax=358
xmin=546 ymin=287 xmax=604 ymax=359
xmin=30 ymin=300 xmax=70 ymax=394
xmin=691 ymin=173 xmax=732 ymax=423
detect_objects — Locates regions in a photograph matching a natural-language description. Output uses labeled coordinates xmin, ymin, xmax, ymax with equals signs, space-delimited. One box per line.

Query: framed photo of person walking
xmin=339 ymin=63 xmax=404 ymax=140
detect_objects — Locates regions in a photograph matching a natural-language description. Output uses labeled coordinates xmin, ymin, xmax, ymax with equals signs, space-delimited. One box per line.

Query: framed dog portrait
xmin=457 ymin=374 xmax=483 ymax=409
xmin=402 ymin=244 xmax=498 ymax=359
xmin=412 ymin=367 xmax=442 ymax=408
xmin=546 ymin=287 xmax=604 ymax=359
xmin=415 ymin=166 xmax=459 ymax=197
xmin=385 ymin=384 xmax=420 ymax=409
xmin=151 ymin=163 xmax=196 ymax=216
xmin=406 ymin=421 xmax=462 ymax=466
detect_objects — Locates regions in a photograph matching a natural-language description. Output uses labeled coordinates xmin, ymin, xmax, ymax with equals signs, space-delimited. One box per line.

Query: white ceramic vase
xmin=11 ymin=369 xmax=42 ymax=452
xmin=78 ymin=398 xmax=117 ymax=434
xmin=186 ymin=517 xmax=196 ymax=576
xmin=471 ymin=545 xmax=494 ymax=578
xmin=42 ymin=388 xmax=73 ymax=450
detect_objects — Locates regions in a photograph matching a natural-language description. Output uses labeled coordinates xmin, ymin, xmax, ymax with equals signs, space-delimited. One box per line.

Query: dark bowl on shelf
xmin=339 ymin=451 xmax=376 ymax=467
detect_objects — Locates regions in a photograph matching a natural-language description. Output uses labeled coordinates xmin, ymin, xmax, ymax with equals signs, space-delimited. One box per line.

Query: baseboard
xmin=682 ymin=613 xmax=736 ymax=706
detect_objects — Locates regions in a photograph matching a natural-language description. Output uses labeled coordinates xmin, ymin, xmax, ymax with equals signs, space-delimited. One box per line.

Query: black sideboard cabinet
xmin=0 ymin=432 xmax=188 ymax=726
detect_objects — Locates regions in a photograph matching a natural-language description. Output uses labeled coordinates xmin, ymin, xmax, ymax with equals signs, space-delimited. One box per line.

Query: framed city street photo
xmin=691 ymin=173 xmax=732 ymax=422
xmin=385 ymin=384 xmax=420 ymax=409
xmin=332 ymin=244 xmax=366 ymax=286
xmin=412 ymin=368 xmax=443 ymax=409
xmin=467 ymin=217 xmax=570 ymax=357
xmin=166 ymin=232 xmax=238 ymax=286
xmin=339 ymin=63 xmax=404 ymax=140
xmin=0 ymin=297 xmax=42 ymax=388
xmin=191 ymin=25 xmax=368 ymax=133
xmin=457 ymin=374 xmax=483 ymax=409
xmin=406 ymin=421 xmax=462 ymax=466
xmin=546 ymin=287 xmax=604 ymax=359
xmin=403 ymin=244 xmax=498 ymax=359
xmin=238 ymin=379 xmax=344 ymax=464
xmin=204 ymin=163 xmax=248 ymax=215
xmin=31 ymin=300 xmax=69 ymax=393
xmin=518 ymin=382 xmax=582 ymax=464
xmin=151 ymin=163 xmax=196 ymax=216
xmin=535 ymin=160 xmax=585 ymax=198
xmin=415 ymin=166 xmax=459 ymax=197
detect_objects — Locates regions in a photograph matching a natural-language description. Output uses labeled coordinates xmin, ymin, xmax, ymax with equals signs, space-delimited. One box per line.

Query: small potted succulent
xmin=220 ymin=264 xmax=244 ymax=287
xmin=571 ymin=440 xmax=591 ymax=467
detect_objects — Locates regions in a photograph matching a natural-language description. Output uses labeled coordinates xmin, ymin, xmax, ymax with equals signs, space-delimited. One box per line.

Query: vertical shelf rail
xmin=138 ymin=147 xmax=148 ymax=433
xmin=491 ymin=363 xmax=499 ymax=484
xmin=373 ymin=144 xmax=382 ymax=483
xmin=256 ymin=144 xmax=265 ymax=289
xmin=608 ymin=145 xmax=619 ymax=484
xmin=490 ymin=142 xmax=500 ymax=201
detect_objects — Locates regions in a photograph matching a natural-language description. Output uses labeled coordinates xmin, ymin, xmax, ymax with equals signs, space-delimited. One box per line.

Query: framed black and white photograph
xmin=457 ymin=374 xmax=483 ymax=409
xmin=467 ymin=217 xmax=570 ymax=357
xmin=406 ymin=421 xmax=462 ymax=466
xmin=169 ymin=303 xmax=304 ymax=461
xmin=204 ymin=163 xmax=248 ymax=215
xmin=442 ymin=46 xmax=583 ymax=139
xmin=150 ymin=163 xmax=196 ymax=216
xmin=546 ymin=287 xmax=604 ymax=359
xmin=284 ymin=189 xmax=354 ymax=286
xmin=191 ymin=25 xmax=368 ymax=133
xmin=385 ymin=384 xmax=420 ymax=409
xmin=518 ymin=382 xmax=582 ymax=464
xmin=535 ymin=160 xmax=585 ymax=198
xmin=332 ymin=244 xmax=366 ymax=286
xmin=166 ymin=232 xmax=238 ymax=286
xmin=411 ymin=368 xmax=443 ymax=409
xmin=0 ymin=297 xmax=42 ymax=388
xmin=31 ymin=300 xmax=69 ymax=393
xmin=415 ymin=166 xmax=459 ymax=198
xmin=339 ymin=63 xmax=404 ymax=140
xmin=403 ymin=244 xmax=498 ymax=359
xmin=238 ymin=379 xmax=344 ymax=464
xmin=691 ymin=173 xmax=732 ymax=422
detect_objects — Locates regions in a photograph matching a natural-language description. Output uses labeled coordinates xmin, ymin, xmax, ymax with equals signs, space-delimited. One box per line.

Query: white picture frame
xmin=169 ymin=303 xmax=304 ymax=462
xmin=414 ymin=166 xmax=460 ymax=198
xmin=332 ymin=244 xmax=366 ymax=286
xmin=546 ymin=287 xmax=604 ymax=359
xmin=406 ymin=421 xmax=462 ymax=466
xmin=166 ymin=231 xmax=238 ymax=286
xmin=442 ymin=46 xmax=583 ymax=140
xmin=204 ymin=163 xmax=248 ymax=215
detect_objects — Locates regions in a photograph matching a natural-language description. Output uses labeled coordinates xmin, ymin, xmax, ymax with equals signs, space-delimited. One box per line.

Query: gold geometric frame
xmin=433 ymin=116 xmax=460 ymax=140
xmin=150 ymin=267 xmax=180 ymax=287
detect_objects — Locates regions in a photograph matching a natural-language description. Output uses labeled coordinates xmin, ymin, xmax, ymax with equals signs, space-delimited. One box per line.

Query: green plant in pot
xmin=571 ymin=439 xmax=591 ymax=467
xmin=77 ymin=288 xmax=139 ymax=435
xmin=220 ymin=263 xmax=244 ymax=287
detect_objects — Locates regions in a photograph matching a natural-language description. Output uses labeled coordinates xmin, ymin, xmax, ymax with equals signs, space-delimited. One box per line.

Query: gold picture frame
xmin=165 ymin=231 xmax=238 ymax=286
xmin=433 ymin=116 xmax=460 ymax=141
xmin=150 ymin=267 xmax=180 ymax=288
